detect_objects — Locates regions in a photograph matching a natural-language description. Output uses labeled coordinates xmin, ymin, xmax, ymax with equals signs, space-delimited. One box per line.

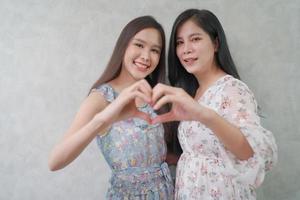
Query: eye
xmin=191 ymin=37 xmax=201 ymax=42
xmin=134 ymin=43 xmax=143 ymax=48
xmin=176 ymin=40 xmax=183 ymax=46
xmin=151 ymin=48 xmax=160 ymax=54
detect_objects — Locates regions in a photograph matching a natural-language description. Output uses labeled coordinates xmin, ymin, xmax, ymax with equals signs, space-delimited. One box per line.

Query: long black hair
xmin=167 ymin=9 xmax=240 ymax=155
xmin=169 ymin=9 xmax=240 ymax=96
xmin=90 ymin=15 xmax=166 ymax=90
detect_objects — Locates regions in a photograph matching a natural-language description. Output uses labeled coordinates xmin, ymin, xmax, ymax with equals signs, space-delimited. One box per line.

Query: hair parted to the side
xmin=89 ymin=16 xmax=172 ymax=145
xmin=168 ymin=9 xmax=240 ymax=97
xmin=167 ymin=9 xmax=240 ymax=155
xmin=90 ymin=16 xmax=166 ymax=91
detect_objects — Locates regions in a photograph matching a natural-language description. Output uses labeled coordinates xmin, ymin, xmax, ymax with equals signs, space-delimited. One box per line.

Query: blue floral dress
xmin=93 ymin=84 xmax=174 ymax=200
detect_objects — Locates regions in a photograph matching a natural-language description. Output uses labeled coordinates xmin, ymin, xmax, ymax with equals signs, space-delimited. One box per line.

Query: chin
xmin=136 ymin=70 xmax=154 ymax=79
xmin=131 ymin=73 xmax=148 ymax=81
xmin=183 ymin=66 xmax=196 ymax=74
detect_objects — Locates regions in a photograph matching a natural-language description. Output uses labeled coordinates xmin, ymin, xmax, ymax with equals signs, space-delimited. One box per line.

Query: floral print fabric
xmin=93 ymin=84 xmax=174 ymax=200
xmin=175 ymin=75 xmax=277 ymax=200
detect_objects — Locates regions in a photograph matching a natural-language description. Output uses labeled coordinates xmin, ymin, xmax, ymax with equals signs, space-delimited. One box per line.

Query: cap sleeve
xmin=91 ymin=84 xmax=115 ymax=102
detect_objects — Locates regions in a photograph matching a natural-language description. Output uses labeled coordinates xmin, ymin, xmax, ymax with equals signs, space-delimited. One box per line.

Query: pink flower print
xmin=187 ymin=172 xmax=197 ymax=183
xmin=201 ymin=163 xmax=208 ymax=175
xmin=221 ymin=96 xmax=231 ymax=110
xmin=190 ymin=186 xmax=204 ymax=199
xmin=210 ymin=188 xmax=222 ymax=199
xmin=185 ymin=125 xmax=195 ymax=138
xmin=132 ymin=132 xmax=139 ymax=142
xmin=192 ymin=143 xmax=204 ymax=153
xmin=236 ymin=108 xmax=249 ymax=124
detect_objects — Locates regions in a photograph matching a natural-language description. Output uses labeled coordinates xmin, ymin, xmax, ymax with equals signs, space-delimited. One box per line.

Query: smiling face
xmin=176 ymin=19 xmax=218 ymax=77
xmin=121 ymin=28 xmax=162 ymax=81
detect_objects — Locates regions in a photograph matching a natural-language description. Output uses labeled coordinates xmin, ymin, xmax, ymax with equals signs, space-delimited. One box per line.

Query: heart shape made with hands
xmin=132 ymin=84 xmax=191 ymax=125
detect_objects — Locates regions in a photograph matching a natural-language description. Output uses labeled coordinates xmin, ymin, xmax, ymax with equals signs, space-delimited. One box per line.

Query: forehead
xmin=132 ymin=28 xmax=162 ymax=47
xmin=176 ymin=20 xmax=205 ymax=37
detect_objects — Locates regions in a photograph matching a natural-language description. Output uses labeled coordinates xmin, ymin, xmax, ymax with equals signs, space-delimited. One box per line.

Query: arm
xmin=48 ymin=92 xmax=109 ymax=171
xmin=152 ymin=83 xmax=253 ymax=160
xmin=199 ymin=108 xmax=254 ymax=160
xmin=48 ymin=80 xmax=153 ymax=171
xmin=152 ymin=83 xmax=277 ymax=186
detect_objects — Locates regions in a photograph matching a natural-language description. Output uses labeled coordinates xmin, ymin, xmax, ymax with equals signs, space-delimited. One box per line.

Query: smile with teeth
xmin=134 ymin=61 xmax=150 ymax=71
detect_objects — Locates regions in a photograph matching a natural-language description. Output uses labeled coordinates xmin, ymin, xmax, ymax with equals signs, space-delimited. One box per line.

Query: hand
xmin=151 ymin=83 xmax=209 ymax=124
xmin=95 ymin=79 xmax=153 ymax=125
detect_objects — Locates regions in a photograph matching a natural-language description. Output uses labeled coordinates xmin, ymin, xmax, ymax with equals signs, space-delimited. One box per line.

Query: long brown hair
xmin=89 ymin=16 xmax=172 ymax=148
xmin=90 ymin=16 xmax=166 ymax=90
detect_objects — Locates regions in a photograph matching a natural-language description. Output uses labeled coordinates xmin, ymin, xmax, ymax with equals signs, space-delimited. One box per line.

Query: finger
xmin=153 ymin=94 xmax=175 ymax=110
xmin=152 ymin=84 xmax=176 ymax=105
xmin=132 ymin=80 xmax=152 ymax=100
xmin=151 ymin=112 xmax=176 ymax=124
xmin=139 ymin=79 xmax=152 ymax=94
xmin=134 ymin=111 xmax=152 ymax=124
xmin=137 ymin=84 xmax=152 ymax=100
xmin=132 ymin=91 xmax=151 ymax=103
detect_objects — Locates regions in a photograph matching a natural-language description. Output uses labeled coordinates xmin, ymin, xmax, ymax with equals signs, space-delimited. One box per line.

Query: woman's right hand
xmin=48 ymin=79 xmax=153 ymax=171
xmin=94 ymin=79 xmax=153 ymax=126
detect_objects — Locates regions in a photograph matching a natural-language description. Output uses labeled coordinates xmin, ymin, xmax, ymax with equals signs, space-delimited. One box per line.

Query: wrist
xmin=197 ymin=106 xmax=217 ymax=127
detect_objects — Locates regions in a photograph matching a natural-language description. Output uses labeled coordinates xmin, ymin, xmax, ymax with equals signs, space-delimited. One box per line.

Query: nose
xmin=183 ymin=42 xmax=192 ymax=55
xmin=141 ymin=49 xmax=150 ymax=62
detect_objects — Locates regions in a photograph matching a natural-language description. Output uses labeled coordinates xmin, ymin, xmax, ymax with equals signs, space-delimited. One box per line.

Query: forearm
xmin=48 ymin=116 xmax=106 ymax=171
xmin=199 ymin=108 xmax=254 ymax=160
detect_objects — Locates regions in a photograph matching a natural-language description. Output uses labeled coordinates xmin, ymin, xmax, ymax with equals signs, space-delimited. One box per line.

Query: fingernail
xmin=150 ymin=101 xmax=154 ymax=107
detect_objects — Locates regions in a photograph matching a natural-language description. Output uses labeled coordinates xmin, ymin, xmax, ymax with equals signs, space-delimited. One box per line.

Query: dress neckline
xmin=196 ymin=74 xmax=232 ymax=102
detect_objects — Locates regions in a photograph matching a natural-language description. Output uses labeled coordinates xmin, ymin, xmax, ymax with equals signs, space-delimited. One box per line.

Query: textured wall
xmin=0 ymin=0 xmax=299 ymax=199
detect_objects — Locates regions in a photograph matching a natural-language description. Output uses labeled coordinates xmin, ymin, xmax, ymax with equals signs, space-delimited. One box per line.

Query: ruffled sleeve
xmin=218 ymin=79 xmax=277 ymax=187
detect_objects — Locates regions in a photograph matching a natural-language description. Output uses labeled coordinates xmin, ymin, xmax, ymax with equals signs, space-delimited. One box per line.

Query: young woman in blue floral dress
xmin=49 ymin=16 xmax=173 ymax=199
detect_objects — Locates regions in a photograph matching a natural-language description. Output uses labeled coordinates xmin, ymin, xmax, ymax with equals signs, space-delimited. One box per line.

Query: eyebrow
xmin=177 ymin=33 xmax=203 ymax=40
xmin=133 ymin=38 xmax=162 ymax=49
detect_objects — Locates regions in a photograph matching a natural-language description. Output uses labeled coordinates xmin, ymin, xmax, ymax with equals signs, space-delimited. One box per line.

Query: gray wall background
xmin=0 ymin=0 xmax=299 ymax=199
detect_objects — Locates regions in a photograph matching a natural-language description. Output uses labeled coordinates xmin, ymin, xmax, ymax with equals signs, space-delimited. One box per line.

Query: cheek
xmin=176 ymin=47 xmax=183 ymax=59
xmin=123 ymin=49 xmax=131 ymax=62
xmin=202 ymin=42 xmax=215 ymax=55
xmin=151 ymin=54 xmax=160 ymax=65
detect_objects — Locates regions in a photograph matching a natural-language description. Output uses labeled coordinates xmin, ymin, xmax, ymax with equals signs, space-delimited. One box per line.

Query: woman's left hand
xmin=151 ymin=83 xmax=211 ymax=124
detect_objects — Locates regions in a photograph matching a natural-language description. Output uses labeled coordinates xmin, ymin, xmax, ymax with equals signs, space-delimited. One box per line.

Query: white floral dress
xmin=175 ymin=75 xmax=277 ymax=200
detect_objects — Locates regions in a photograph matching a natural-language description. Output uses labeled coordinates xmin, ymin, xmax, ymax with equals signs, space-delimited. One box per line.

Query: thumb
xmin=151 ymin=112 xmax=176 ymax=124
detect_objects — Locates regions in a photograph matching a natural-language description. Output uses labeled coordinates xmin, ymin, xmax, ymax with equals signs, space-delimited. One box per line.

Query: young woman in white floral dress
xmin=151 ymin=9 xmax=278 ymax=200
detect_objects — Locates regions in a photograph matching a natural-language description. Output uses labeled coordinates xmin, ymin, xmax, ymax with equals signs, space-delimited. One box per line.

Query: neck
xmin=194 ymin=63 xmax=226 ymax=90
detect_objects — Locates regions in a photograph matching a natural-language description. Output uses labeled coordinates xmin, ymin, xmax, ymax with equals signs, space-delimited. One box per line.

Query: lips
xmin=134 ymin=61 xmax=150 ymax=71
xmin=183 ymin=57 xmax=197 ymax=65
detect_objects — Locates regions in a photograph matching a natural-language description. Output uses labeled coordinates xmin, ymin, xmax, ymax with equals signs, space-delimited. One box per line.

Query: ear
xmin=214 ymin=37 xmax=219 ymax=52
